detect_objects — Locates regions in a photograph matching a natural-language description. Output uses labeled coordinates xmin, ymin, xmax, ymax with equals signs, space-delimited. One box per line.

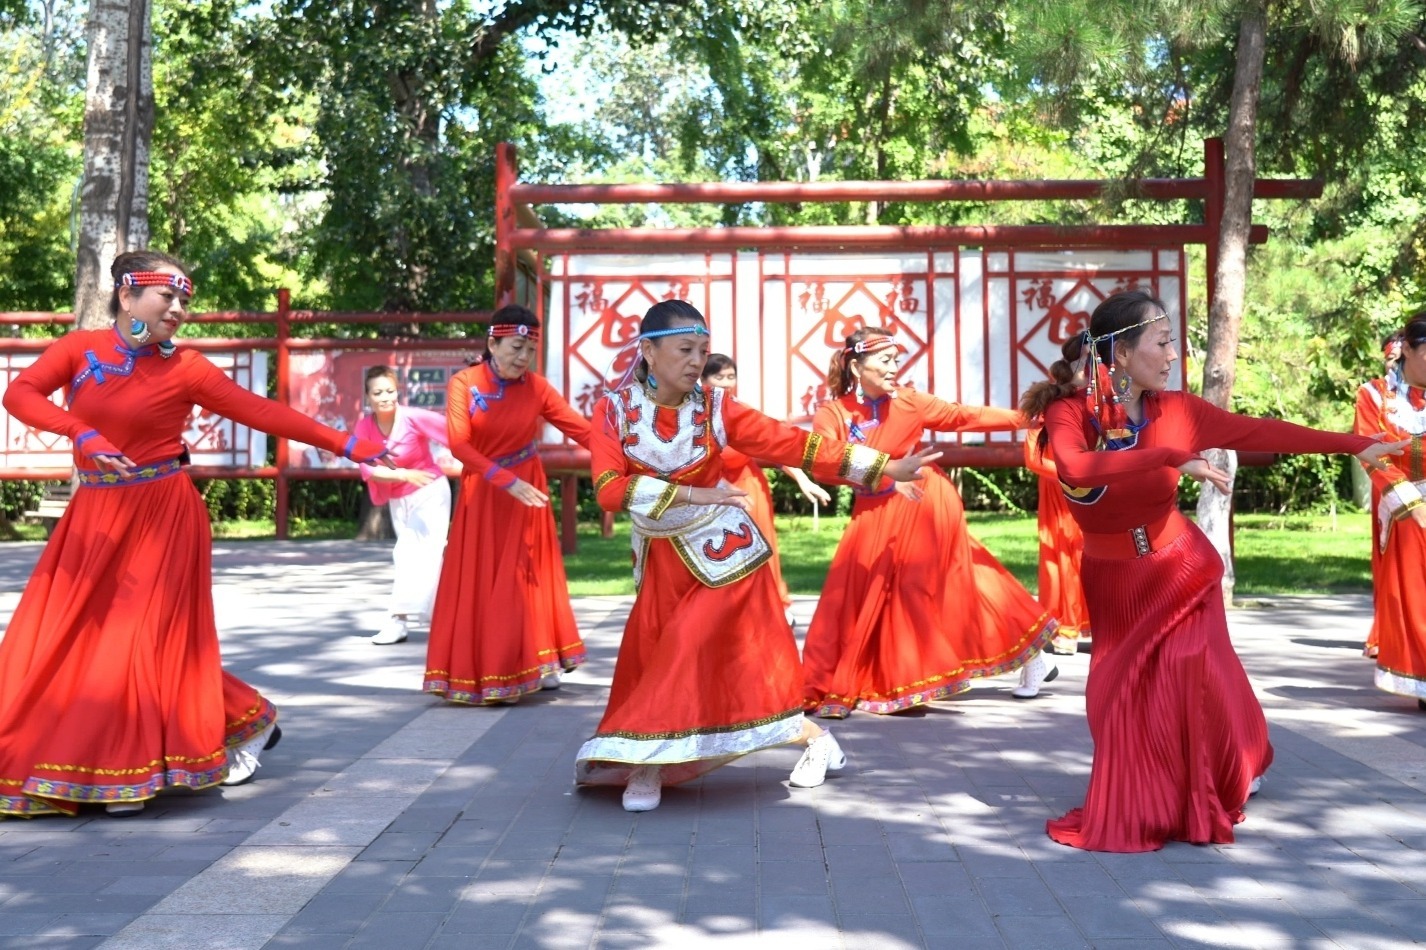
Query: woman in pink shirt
xmin=353 ymin=366 xmax=461 ymax=644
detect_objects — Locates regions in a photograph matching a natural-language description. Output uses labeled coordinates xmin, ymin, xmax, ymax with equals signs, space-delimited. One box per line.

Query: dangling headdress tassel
xmin=1081 ymin=310 xmax=1168 ymax=436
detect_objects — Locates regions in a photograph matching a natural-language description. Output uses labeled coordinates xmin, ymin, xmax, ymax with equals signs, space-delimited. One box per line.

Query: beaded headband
xmin=1084 ymin=311 xmax=1168 ymax=346
xmin=117 ymin=271 xmax=194 ymax=296
xmin=642 ymin=324 xmax=710 ymax=340
xmin=489 ymin=323 xmax=540 ymax=342
xmin=848 ymin=334 xmax=905 ymax=355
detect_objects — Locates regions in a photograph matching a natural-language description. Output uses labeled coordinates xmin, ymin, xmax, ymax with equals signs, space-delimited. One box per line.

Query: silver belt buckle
xmin=1130 ymin=525 xmax=1151 ymax=557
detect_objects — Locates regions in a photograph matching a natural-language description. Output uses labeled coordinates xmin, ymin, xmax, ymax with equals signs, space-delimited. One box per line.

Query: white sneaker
xmin=222 ymin=722 xmax=281 ymax=787
xmin=790 ymin=730 xmax=845 ymax=788
xmin=540 ymin=671 xmax=562 ymax=690
xmin=622 ymin=766 xmax=662 ymax=812
xmin=1011 ymin=652 xmax=1060 ymax=699
xmin=105 ymin=801 xmax=145 ymax=816
xmin=371 ymin=618 xmax=408 ymax=645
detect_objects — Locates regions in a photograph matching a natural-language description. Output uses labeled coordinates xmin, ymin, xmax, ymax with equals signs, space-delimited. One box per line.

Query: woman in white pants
xmin=353 ymin=366 xmax=461 ymax=644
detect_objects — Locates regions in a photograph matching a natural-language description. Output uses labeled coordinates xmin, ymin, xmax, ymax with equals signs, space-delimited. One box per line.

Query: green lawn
xmin=5 ymin=508 xmax=1373 ymax=598
xmin=562 ymin=509 xmax=1375 ymax=598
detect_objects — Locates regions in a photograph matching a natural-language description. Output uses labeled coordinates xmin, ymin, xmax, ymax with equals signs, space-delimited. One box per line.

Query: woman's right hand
xmin=884 ymin=447 xmax=943 ymax=483
xmin=1178 ymin=457 xmax=1232 ymax=495
xmin=403 ymin=469 xmax=436 ymax=488
xmin=689 ymin=485 xmax=750 ymax=511
xmin=1357 ymin=435 xmax=1411 ymax=470
xmin=505 ymin=478 xmax=549 ymax=507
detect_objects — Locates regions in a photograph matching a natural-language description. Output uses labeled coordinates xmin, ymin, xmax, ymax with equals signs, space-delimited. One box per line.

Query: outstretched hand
xmin=506 ymin=478 xmax=549 ymax=507
xmin=884 ymin=447 xmax=943 ymax=483
xmin=1178 ymin=456 xmax=1232 ymax=495
xmin=1357 ymin=434 xmax=1411 ymax=470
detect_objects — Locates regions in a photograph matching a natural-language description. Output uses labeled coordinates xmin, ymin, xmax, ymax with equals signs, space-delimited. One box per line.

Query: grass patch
xmin=561 ymin=509 xmax=1375 ymax=598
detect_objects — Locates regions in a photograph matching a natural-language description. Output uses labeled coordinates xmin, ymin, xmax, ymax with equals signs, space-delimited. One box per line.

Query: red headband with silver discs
xmin=117 ymin=271 xmax=194 ymax=296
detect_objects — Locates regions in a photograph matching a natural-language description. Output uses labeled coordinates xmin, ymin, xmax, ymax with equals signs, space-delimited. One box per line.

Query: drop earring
xmin=647 ymin=373 xmax=658 ymax=392
xmin=1110 ymin=366 xmax=1132 ymax=403
xmin=127 ymin=313 xmax=151 ymax=344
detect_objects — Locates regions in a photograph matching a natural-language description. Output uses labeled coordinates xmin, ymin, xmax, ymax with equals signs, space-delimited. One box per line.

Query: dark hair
xmin=108 ymin=249 xmax=190 ymax=318
xmin=1403 ymin=311 xmax=1426 ymax=352
xmin=480 ymin=304 xmax=540 ymax=363
xmin=635 ymin=300 xmax=707 ymax=384
xmin=1019 ymin=289 xmax=1167 ymax=421
xmin=701 ymin=353 xmax=736 ymax=380
xmin=825 ymin=324 xmax=894 ymax=397
xmin=364 ymin=366 xmax=398 ymax=390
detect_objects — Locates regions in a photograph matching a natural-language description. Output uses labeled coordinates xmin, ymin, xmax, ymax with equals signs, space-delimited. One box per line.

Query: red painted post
xmin=275 ymin=288 xmax=291 ymax=540
xmin=495 ymin=143 xmax=518 ymax=306
xmin=560 ymin=473 xmax=578 ymax=555
xmin=1204 ymin=138 xmax=1226 ymax=317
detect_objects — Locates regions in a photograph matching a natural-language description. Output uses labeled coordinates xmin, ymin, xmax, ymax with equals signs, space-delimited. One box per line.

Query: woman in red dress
xmin=423 ymin=305 xmax=591 ymax=705
xmin=0 ymin=250 xmax=390 ymax=817
xmin=575 ymin=302 xmax=938 ymax=811
xmin=700 ymin=354 xmax=831 ymax=619
xmin=800 ymin=327 xmax=1059 ymax=719
xmin=1021 ymin=289 xmax=1401 ymax=852
xmin=1355 ymin=313 xmax=1426 ymax=706
xmin=1025 ymin=432 xmax=1091 ymax=652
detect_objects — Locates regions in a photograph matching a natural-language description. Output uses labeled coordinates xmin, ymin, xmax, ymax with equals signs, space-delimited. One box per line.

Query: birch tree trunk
xmin=73 ymin=0 xmax=153 ymax=329
xmin=1196 ymin=4 xmax=1267 ymax=607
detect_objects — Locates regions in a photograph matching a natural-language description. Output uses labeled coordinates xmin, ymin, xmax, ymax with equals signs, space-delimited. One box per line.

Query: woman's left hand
xmin=505 ymin=478 xmax=549 ymax=507
xmin=884 ymin=447 xmax=943 ymax=483
xmin=1357 ymin=434 xmax=1411 ymax=470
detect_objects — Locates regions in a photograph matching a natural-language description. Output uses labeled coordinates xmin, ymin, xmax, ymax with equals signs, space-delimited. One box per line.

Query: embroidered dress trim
xmin=1375 ymin=665 xmax=1426 ymax=700
xmin=594 ymin=470 xmax=619 ymax=493
xmin=77 ymin=457 xmax=184 ymax=487
xmin=575 ymin=708 xmax=804 ymax=787
xmin=1378 ymin=478 xmax=1426 ymax=552
xmin=617 ymin=386 xmax=713 ymax=476
xmin=1 ymin=761 xmax=230 ymax=815
xmin=629 ymin=491 xmax=772 ymax=589
xmin=839 ymin=443 xmax=888 ymax=487
xmin=490 ymin=440 xmax=538 ymax=468
xmin=809 ymin=614 xmax=1058 ymax=717
xmin=625 ymin=475 xmax=675 ymax=517
xmin=800 ymin=433 xmax=824 ymax=474
xmin=423 ymin=645 xmax=588 ymax=705
xmin=68 ymin=333 xmax=160 ymax=403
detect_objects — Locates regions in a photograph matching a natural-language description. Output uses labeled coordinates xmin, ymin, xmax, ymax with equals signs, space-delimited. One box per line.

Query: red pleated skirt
xmin=0 ymin=473 xmax=275 ymax=816
xmin=724 ymin=462 xmax=791 ymax=607
xmin=802 ymin=471 xmax=1055 ymax=717
xmin=1036 ymin=476 xmax=1091 ymax=639
xmin=423 ymin=457 xmax=585 ymax=704
xmin=1370 ymin=516 xmax=1426 ymax=699
xmin=1047 ymin=520 xmax=1271 ymax=851
xmin=575 ymin=541 xmax=805 ymax=787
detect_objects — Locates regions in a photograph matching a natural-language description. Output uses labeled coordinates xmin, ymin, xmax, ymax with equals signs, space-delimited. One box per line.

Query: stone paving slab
xmin=0 ymin=539 xmax=1423 ymax=949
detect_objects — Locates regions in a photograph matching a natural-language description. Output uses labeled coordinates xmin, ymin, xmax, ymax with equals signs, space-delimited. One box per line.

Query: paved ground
xmin=0 ymin=539 xmax=1424 ymax=950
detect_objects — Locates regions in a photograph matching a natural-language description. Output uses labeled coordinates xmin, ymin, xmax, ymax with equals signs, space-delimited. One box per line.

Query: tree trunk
xmin=354 ymin=496 xmax=395 ymax=541
xmin=73 ymin=0 xmax=153 ymax=329
xmin=1195 ymin=5 xmax=1267 ymax=607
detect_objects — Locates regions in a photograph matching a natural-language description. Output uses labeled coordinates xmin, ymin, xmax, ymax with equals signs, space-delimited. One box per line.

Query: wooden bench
xmin=23 ymin=481 xmax=74 ymax=537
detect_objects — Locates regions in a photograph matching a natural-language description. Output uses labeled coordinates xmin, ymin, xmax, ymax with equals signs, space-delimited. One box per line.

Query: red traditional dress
xmin=0 ymin=328 xmax=385 ymax=816
xmin=719 ymin=445 xmax=791 ymax=606
xmin=575 ymin=385 xmax=890 ymax=787
xmin=423 ymin=361 xmax=590 ymax=704
xmin=1355 ymin=375 xmax=1426 ymax=700
xmin=801 ymin=390 xmax=1056 ymax=718
xmin=1044 ymin=389 xmax=1374 ymax=851
xmin=1025 ymin=433 xmax=1091 ymax=643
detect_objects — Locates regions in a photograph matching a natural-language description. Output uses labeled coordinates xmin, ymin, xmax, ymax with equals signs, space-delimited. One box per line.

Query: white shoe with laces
xmin=222 ymin=722 xmax=281 ymax=787
xmin=622 ymin=766 xmax=662 ymax=812
xmin=790 ymin=730 xmax=846 ymax=788
xmin=371 ymin=618 xmax=408 ymax=645
xmin=1011 ymin=652 xmax=1059 ymax=699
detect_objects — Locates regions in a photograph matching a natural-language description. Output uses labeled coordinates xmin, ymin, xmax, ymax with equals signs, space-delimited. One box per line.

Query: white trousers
xmin=387 ymin=476 xmax=452 ymax=620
